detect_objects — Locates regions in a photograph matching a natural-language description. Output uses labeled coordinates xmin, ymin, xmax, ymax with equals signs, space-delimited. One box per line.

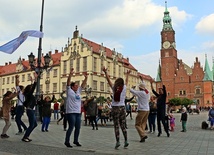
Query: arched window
xmin=196 ymin=88 xmax=200 ymax=94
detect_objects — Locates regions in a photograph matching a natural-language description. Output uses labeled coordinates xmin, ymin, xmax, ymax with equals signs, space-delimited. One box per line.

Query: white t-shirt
xmin=111 ymin=85 xmax=126 ymax=107
xmin=66 ymin=86 xmax=82 ymax=114
xmin=130 ymin=89 xmax=150 ymax=111
xmin=16 ymin=86 xmax=25 ymax=106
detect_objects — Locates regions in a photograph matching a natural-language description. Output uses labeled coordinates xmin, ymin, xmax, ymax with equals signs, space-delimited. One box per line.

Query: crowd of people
xmin=1 ymin=68 xmax=214 ymax=151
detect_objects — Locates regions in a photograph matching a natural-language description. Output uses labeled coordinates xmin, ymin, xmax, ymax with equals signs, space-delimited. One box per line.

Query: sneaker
xmin=1 ymin=134 xmax=9 ymax=138
xmin=115 ymin=141 xmax=120 ymax=149
xmin=73 ymin=142 xmax=82 ymax=147
xmin=22 ymin=138 xmax=30 ymax=142
xmin=45 ymin=129 xmax=49 ymax=132
xmin=64 ymin=142 xmax=73 ymax=148
xmin=16 ymin=131 xmax=23 ymax=135
xmin=124 ymin=141 xmax=129 ymax=148
xmin=140 ymin=139 xmax=145 ymax=143
xmin=27 ymin=138 xmax=32 ymax=141
xmin=142 ymin=136 xmax=148 ymax=140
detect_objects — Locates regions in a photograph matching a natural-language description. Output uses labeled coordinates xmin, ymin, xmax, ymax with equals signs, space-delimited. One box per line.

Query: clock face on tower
xmin=163 ymin=41 xmax=170 ymax=49
xmin=172 ymin=42 xmax=176 ymax=48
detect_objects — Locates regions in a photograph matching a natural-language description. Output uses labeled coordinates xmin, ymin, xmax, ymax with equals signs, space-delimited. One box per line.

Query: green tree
xmin=181 ymin=98 xmax=193 ymax=107
xmin=168 ymin=98 xmax=181 ymax=106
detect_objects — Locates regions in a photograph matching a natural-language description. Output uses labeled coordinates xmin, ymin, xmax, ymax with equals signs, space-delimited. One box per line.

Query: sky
xmin=0 ymin=0 xmax=214 ymax=78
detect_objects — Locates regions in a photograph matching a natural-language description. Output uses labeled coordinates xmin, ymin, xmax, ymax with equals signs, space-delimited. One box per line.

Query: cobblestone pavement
xmin=0 ymin=111 xmax=214 ymax=155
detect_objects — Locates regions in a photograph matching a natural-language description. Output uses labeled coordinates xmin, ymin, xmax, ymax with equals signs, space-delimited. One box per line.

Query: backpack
xmin=201 ymin=121 xmax=208 ymax=129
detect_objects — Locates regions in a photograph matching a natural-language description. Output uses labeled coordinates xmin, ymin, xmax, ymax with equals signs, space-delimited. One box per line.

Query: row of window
xmin=2 ymin=69 xmax=58 ymax=85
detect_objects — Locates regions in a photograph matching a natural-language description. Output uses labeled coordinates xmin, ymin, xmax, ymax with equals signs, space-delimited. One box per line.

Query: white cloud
xmin=195 ymin=13 xmax=214 ymax=35
xmin=0 ymin=0 xmax=198 ymax=73
xmin=129 ymin=51 xmax=159 ymax=78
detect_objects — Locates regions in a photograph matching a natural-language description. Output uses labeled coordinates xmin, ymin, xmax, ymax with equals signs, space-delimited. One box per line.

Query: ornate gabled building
xmin=59 ymin=26 xmax=155 ymax=98
xmin=156 ymin=2 xmax=214 ymax=107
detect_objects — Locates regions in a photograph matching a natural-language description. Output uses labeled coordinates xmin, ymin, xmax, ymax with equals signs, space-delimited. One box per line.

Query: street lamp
xmin=27 ymin=0 xmax=50 ymax=120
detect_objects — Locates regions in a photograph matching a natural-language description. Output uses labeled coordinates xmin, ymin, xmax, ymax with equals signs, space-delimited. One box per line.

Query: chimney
xmin=5 ymin=63 xmax=8 ymax=66
xmin=22 ymin=58 xmax=25 ymax=61
xmin=127 ymin=57 xmax=129 ymax=62
xmin=55 ymin=49 xmax=58 ymax=53
xmin=49 ymin=51 xmax=52 ymax=56
xmin=9 ymin=62 xmax=12 ymax=65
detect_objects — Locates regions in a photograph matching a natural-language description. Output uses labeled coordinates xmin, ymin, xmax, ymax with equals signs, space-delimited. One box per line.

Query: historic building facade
xmin=0 ymin=27 xmax=155 ymax=107
xmin=156 ymin=4 xmax=214 ymax=107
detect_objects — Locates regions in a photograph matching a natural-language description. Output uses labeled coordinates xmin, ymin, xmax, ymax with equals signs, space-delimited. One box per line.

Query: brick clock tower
xmin=157 ymin=2 xmax=178 ymax=99
xmin=156 ymin=2 xmax=214 ymax=106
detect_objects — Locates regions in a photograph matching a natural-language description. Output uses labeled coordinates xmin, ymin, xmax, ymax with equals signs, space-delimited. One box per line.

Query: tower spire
xmin=156 ymin=60 xmax=162 ymax=82
xmin=162 ymin=1 xmax=173 ymax=31
xmin=165 ymin=1 xmax=168 ymax=11
xmin=203 ymin=54 xmax=213 ymax=81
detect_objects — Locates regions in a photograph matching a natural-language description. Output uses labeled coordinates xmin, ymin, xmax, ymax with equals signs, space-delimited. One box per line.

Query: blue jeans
xmin=148 ymin=114 xmax=157 ymax=132
xmin=41 ymin=117 xmax=51 ymax=130
xmin=65 ymin=113 xmax=81 ymax=144
xmin=23 ymin=109 xmax=37 ymax=139
xmin=54 ymin=110 xmax=59 ymax=120
xmin=15 ymin=106 xmax=27 ymax=132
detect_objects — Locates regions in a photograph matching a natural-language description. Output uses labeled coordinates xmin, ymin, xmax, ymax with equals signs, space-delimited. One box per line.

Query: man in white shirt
xmin=130 ymin=82 xmax=150 ymax=143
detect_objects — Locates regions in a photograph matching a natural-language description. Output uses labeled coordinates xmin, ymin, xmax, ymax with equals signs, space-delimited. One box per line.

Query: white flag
xmin=0 ymin=30 xmax=44 ymax=54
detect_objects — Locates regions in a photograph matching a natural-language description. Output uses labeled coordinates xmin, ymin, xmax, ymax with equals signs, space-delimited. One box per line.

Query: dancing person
xmin=150 ymin=82 xmax=170 ymax=137
xmin=130 ymin=81 xmax=150 ymax=143
xmin=84 ymin=96 xmax=98 ymax=130
xmin=22 ymin=72 xmax=38 ymax=142
xmin=1 ymin=89 xmax=18 ymax=138
xmin=15 ymin=75 xmax=27 ymax=135
xmin=60 ymin=91 xmax=68 ymax=131
xmin=102 ymin=66 xmax=130 ymax=149
xmin=57 ymin=100 xmax=65 ymax=125
xmin=41 ymin=94 xmax=55 ymax=132
xmin=64 ymin=68 xmax=88 ymax=148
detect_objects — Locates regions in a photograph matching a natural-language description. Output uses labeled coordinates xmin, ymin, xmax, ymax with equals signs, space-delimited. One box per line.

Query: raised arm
xmin=126 ymin=95 xmax=135 ymax=102
xmin=60 ymin=91 xmax=66 ymax=100
xmin=81 ymin=72 xmax=88 ymax=88
xmin=102 ymin=66 xmax=113 ymax=88
xmin=51 ymin=94 xmax=55 ymax=102
xmin=67 ymin=68 xmax=74 ymax=86
xmin=15 ymin=75 xmax=19 ymax=87
xmin=29 ymin=72 xmax=38 ymax=95
xmin=125 ymin=70 xmax=131 ymax=86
